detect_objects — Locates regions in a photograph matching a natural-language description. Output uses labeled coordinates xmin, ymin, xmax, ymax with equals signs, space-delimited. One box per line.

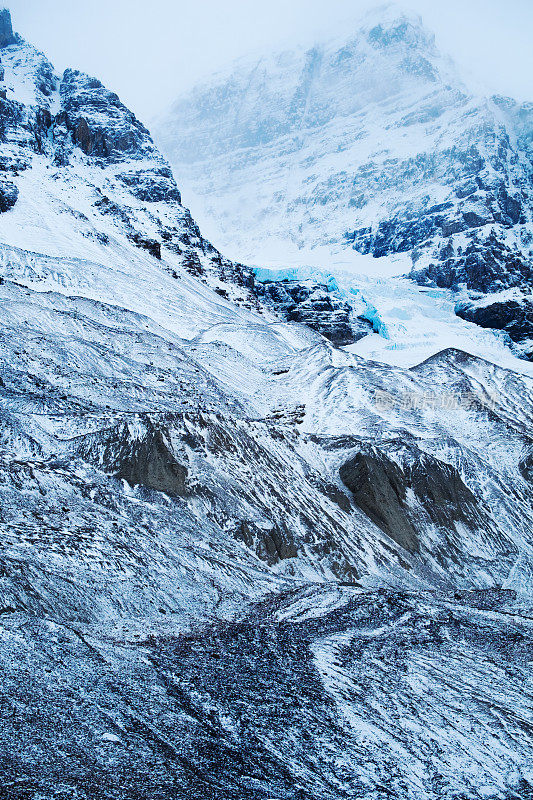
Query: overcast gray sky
xmin=6 ymin=0 xmax=532 ymax=120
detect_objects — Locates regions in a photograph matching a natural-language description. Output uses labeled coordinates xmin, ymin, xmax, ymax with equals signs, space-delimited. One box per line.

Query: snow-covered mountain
xmin=0 ymin=8 xmax=532 ymax=798
xmin=156 ymin=3 xmax=533 ymax=360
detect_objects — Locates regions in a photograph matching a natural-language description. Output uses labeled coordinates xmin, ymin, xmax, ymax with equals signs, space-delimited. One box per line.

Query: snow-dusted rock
xmin=0 ymin=9 xmax=532 ymax=798
xmin=0 ymin=174 xmax=16 ymax=209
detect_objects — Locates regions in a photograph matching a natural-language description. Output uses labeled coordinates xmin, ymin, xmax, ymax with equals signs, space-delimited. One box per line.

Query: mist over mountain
xmin=0 ymin=6 xmax=532 ymax=798
xmin=156 ymin=4 xmax=533 ymax=360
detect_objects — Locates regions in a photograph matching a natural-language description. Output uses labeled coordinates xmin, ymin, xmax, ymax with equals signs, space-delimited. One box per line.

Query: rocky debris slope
xmin=1 ymin=586 xmax=531 ymax=799
xmin=0 ymin=10 xmax=532 ymax=798
xmin=157 ymin=4 xmax=533 ymax=357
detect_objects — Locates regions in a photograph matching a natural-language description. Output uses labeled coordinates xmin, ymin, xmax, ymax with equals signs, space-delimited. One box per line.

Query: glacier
xmin=156 ymin=3 xmax=533 ymax=362
xmin=0 ymin=6 xmax=531 ymax=799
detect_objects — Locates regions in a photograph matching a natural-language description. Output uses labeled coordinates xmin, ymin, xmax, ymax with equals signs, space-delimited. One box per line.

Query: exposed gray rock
xmin=519 ymin=447 xmax=533 ymax=483
xmin=118 ymin=166 xmax=181 ymax=203
xmin=253 ymin=278 xmax=371 ymax=346
xmin=0 ymin=176 xmax=17 ymax=211
xmin=234 ymin=519 xmax=298 ymax=565
xmin=129 ymin=232 xmax=162 ymax=259
xmin=0 ymin=94 xmax=23 ymax=141
xmin=339 ymin=444 xmax=489 ymax=554
xmin=74 ymin=417 xmax=188 ymax=497
xmin=411 ymin=231 xmax=532 ymax=294
xmin=340 ymin=447 xmax=421 ymax=552
xmin=114 ymin=428 xmax=187 ymax=497
xmin=59 ymin=69 xmax=152 ymax=160
xmin=0 ymin=9 xmax=15 ymax=49
xmin=455 ymin=295 xmax=533 ymax=357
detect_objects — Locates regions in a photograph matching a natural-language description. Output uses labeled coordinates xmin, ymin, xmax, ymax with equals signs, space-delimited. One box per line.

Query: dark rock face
xmin=340 ymin=448 xmax=421 ymax=552
xmin=352 ymin=188 xmax=527 ymax=263
xmin=114 ymin=429 xmax=187 ymax=497
xmin=519 ymin=448 xmax=533 ymax=483
xmin=345 ymin=129 xmax=529 ymax=259
xmin=0 ymin=9 xmax=15 ymax=49
xmin=0 ymin=152 xmax=28 ymax=172
xmin=253 ymin=279 xmax=371 ymax=346
xmin=34 ymin=59 xmax=56 ymax=100
xmin=234 ymin=520 xmax=298 ymax=565
xmin=354 ymin=212 xmax=442 ymax=258
xmin=411 ymin=232 xmax=532 ymax=294
xmin=129 ymin=232 xmax=162 ymax=259
xmin=59 ymin=69 xmax=153 ymax=161
xmin=118 ymin=166 xmax=181 ymax=203
xmin=455 ymin=296 xmax=533 ymax=355
xmin=78 ymin=419 xmax=188 ymax=497
xmin=0 ymin=177 xmax=18 ymax=211
xmin=0 ymin=94 xmax=23 ymax=141
xmin=0 ymin=45 xmax=55 ymax=160
xmin=339 ymin=445 xmax=485 ymax=554
xmin=410 ymin=231 xmax=533 ymax=351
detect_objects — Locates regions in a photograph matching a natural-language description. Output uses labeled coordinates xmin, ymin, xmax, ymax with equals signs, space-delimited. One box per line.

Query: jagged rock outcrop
xmin=339 ymin=443 xmax=489 ymax=554
xmin=410 ymin=231 xmax=532 ymax=294
xmin=118 ymin=166 xmax=182 ymax=203
xmin=455 ymin=295 xmax=533 ymax=358
xmin=253 ymin=278 xmax=371 ymax=346
xmin=233 ymin=519 xmax=298 ymax=565
xmin=59 ymin=69 xmax=152 ymax=160
xmin=0 ymin=175 xmax=17 ymax=210
xmin=0 ymin=8 xmax=15 ymax=48
xmin=77 ymin=418 xmax=188 ymax=497
xmin=410 ymin=231 xmax=533 ymax=354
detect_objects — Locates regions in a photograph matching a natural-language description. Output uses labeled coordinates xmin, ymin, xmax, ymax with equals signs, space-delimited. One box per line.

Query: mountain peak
xmin=356 ymin=2 xmax=435 ymax=51
xmin=359 ymin=2 xmax=423 ymax=26
xmin=0 ymin=7 xmax=15 ymax=48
